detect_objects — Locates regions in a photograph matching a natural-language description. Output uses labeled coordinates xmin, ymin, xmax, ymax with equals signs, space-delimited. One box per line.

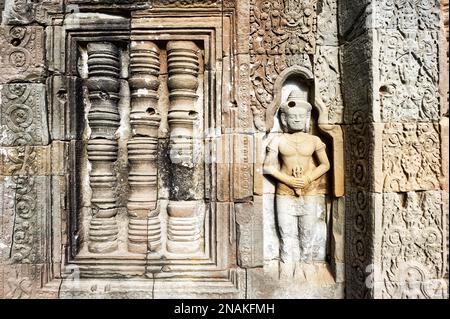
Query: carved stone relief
xmin=264 ymin=90 xmax=330 ymax=271
xmin=316 ymin=0 xmax=338 ymax=46
xmin=166 ymin=40 xmax=205 ymax=254
xmin=85 ymin=42 xmax=122 ymax=254
xmin=2 ymin=0 xmax=62 ymax=25
xmin=0 ymin=84 xmax=48 ymax=146
xmin=381 ymin=191 xmax=447 ymax=298
xmin=127 ymin=40 xmax=161 ymax=254
xmin=75 ymin=39 xmax=210 ymax=260
xmin=340 ymin=0 xmax=447 ymax=300
xmin=374 ymin=0 xmax=440 ymax=30
xmin=378 ymin=29 xmax=440 ymax=122
xmin=0 ymin=26 xmax=45 ymax=84
xmin=46 ymin=12 xmax=245 ymax=298
xmin=345 ymin=190 xmax=376 ymax=299
xmin=383 ymin=123 xmax=441 ymax=192
xmin=314 ymin=46 xmax=343 ymax=124
xmin=249 ymin=0 xmax=317 ymax=130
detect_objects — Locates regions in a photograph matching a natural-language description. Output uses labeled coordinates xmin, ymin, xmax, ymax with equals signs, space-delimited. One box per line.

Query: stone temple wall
xmin=0 ymin=0 xmax=447 ymax=299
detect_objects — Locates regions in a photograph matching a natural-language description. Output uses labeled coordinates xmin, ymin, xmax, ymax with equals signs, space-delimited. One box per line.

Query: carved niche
xmin=251 ymin=0 xmax=344 ymax=298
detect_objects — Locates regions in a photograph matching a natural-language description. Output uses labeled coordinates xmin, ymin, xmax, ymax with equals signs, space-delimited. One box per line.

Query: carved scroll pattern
xmin=345 ymin=119 xmax=375 ymax=298
xmin=86 ymin=42 xmax=121 ymax=254
xmin=345 ymin=190 xmax=374 ymax=299
xmin=345 ymin=114 xmax=374 ymax=190
xmin=127 ymin=41 xmax=162 ymax=254
xmin=5 ymin=147 xmax=39 ymax=263
xmin=3 ymin=0 xmax=61 ymax=25
xmin=0 ymin=84 xmax=47 ymax=146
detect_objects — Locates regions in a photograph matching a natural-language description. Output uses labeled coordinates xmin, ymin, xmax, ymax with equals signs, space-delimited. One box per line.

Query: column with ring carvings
xmin=86 ymin=42 xmax=121 ymax=253
xmin=127 ymin=41 xmax=162 ymax=254
xmin=166 ymin=41 xmax=204 ymax=254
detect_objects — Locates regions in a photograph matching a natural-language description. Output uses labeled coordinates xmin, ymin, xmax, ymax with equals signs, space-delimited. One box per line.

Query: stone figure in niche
xmin=264 ymin=90 xmax=330 ymax=276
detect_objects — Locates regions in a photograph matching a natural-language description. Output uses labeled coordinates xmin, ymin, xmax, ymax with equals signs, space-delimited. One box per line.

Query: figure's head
xmin=279 ymin=90 xmax=312 ymax=133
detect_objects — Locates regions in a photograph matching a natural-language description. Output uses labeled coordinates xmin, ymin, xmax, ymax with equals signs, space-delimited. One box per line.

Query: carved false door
xmin=71 ymin=12 xmax=235 ymax=287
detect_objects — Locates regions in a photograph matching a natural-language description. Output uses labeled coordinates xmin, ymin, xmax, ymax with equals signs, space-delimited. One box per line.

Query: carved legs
xmin=86 ymin=42 xmax=121 ymax=253
xmin=276 ymin=195 xmax=327 ymax=263
xmin=127 ymin=41 xmax=162 ymax=253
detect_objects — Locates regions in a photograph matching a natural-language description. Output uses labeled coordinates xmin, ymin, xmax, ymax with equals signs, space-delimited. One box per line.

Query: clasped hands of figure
xmin=283 ymin=166 xmax=312 ymax=195
xmin=284 ymin=175 xmax=311 ymax=189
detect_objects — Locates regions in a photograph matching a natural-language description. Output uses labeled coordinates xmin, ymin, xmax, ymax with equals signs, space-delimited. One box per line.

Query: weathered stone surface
xmin=317 ymin=0 xmax=338 ymax=46
xmin=249 ymin=0 xmax=317 ymax=130
xmin=247 ymin=265 xmax=344 ymax=298
xmin=0 ymin=263 xmax=50 ymax=299
xmin=60 ymin=268 xmax=245 ymax=299
xmin=344 ymin=122 xmax=382 ymax=192
xmin=330 ymin=196 xmax=345 ymax=279
xmin=340 ymin=0 xmax=447 ymax=300
xmin=232 ymin=133 xmax=254 ymax=201
xmin=0 ymin=26 xmax=45 ymax=84
xmin=373 ymin=0 xmax=440 ymax=30
xmin=339 ymin=0 xmax=440 ymax=39
xmin=0 ymin=142 xmax=68 ymax=176
xmin=235 ymin=199 xmax=263 ymax=268
xmin=440 ymin=0 xmax=449 ymax=116
xmin=340 ymin=31 xmax=374 ymax=124
xmin=47 ymin=76 xmax=83 ymax=141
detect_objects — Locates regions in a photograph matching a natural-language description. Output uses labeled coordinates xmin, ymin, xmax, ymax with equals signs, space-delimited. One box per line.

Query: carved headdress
xmin=279 ymin=89 xmax=312 ymax=132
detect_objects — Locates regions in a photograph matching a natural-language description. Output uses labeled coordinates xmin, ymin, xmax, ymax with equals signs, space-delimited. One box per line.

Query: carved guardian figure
xmin=264 ymin=90 xmax=330 ymax=275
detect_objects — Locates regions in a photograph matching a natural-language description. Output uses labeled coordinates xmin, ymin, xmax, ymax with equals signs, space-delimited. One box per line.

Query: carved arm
xmin=305 ymin=148 xmax=330 ymax=184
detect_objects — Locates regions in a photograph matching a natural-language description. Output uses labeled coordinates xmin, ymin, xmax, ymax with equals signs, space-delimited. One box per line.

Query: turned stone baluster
xmin=127 ymin=41 xmax=162 ymax=253
xmin=166 ymin=41 xmax=203 ymax=254
xmin=86 ymin=42 xmax=121 ymax=254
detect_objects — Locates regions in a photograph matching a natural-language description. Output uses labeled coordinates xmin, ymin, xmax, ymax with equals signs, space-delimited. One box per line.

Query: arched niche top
xmin=265 ymin=66 xmax=314 ymax=132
